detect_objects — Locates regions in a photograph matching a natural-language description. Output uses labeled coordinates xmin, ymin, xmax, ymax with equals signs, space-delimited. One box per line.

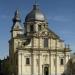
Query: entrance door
xmin=44 ymin=66 xmax=49 ymax=75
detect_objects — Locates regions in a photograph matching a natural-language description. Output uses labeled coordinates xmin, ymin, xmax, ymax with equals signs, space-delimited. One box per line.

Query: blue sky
xmin=0 ymin=0 xmax=75 ymax=59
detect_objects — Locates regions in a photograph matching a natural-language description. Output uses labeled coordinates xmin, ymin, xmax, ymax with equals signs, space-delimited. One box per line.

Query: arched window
xmin=44 ymin=38 xmax=48 ymax=48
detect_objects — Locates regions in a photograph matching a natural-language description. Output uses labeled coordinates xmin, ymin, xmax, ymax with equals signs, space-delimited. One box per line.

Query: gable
xmin=34 ymin=27 xmax=60 ymax=40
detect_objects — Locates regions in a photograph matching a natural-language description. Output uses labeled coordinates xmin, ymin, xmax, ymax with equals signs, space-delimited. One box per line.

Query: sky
xmin=0 ymin=0 xmax=75 ymax=59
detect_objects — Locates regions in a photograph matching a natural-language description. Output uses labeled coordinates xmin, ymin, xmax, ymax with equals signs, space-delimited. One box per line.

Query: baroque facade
xmin=9 ymin=4 xmax=71 ymax=75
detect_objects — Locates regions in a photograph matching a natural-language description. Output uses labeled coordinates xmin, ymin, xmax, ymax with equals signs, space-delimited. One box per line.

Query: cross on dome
xmin=34 ymin=0 xmax=38 ymax=5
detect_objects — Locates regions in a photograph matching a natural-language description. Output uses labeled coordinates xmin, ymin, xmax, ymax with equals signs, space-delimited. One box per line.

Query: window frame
xmin=26 ymin=58 xmax=30 ymax=65
xmin=44 ymin=38 xmax=48 ymax=48
xmin=30 ymin=25 xmax=34 ymax=32
xmin=38 ymin=25 xmax=41 ymax=31
xmin=60 ymin=58 xmax=64 ymax=65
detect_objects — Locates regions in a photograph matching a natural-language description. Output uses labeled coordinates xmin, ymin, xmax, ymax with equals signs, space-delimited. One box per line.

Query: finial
xmin=13 ymin=9 xmax=21 ymax=23
xmin=15 ymin=9 xmax=19 ymax=16
xmin=34 ymin=0 xmax=38 ymax=5
xmin=15 ymin=9 xmax=20 ymax=19
xmin=33 ymin=0 xmax=39 ymax=10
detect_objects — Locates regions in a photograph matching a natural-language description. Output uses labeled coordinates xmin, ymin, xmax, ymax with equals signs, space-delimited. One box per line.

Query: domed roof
xmin=25 ymin=5 xmax=46 ymax=22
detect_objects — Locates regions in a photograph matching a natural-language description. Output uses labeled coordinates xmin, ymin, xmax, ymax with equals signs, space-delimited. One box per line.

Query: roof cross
xmin=35 ymin=0 xmax=38 ymax=5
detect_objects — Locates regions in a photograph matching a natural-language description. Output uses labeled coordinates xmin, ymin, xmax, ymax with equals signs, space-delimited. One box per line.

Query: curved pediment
xmin=33 ymin=28 xmax=60 ymax=39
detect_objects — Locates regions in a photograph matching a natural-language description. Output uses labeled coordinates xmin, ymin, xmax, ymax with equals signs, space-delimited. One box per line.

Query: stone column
xmin=55 ymin=39 xmax=57 ymax=75
xmin=19 ymin=53 xmax=22 ymax=75
xmin=49 ymin=38 xmax=51 ymax=75
xmin=38 ymin=37 xmax=40 ymax=75
xmin=38 ymin=53 xmax=40 ymax=75
xmin=64 ymin=45 xmax=67 ymax=72
xmin=31 ymin=36 xmax=34 ymax=75
xmin=31 ymin=51 xmax=34 ymax=75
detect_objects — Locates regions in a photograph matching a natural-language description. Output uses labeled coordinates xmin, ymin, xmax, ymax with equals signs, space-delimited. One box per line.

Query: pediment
xmin=34 ymin=28 xmax=60 ymax=39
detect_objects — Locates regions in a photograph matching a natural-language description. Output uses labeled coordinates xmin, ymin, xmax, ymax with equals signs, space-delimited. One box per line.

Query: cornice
xmin=16 ymin=47 xmax=71 ymax=52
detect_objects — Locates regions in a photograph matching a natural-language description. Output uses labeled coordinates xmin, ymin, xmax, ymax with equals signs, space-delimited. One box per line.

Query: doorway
xmin=43 ymin=64 xmax=49 ymax=75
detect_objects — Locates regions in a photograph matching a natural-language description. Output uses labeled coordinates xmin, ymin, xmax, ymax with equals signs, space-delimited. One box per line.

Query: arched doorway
xmin=44 ymin=66 xmax=49 ymax=75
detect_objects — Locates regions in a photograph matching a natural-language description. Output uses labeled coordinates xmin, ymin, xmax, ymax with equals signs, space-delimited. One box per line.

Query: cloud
xmin=48 ymin=15 xmax=71 ymax=22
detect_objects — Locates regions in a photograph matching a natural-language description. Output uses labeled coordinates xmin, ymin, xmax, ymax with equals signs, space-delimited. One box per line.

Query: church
xmin=9 ymin=3 xmax=71 ymax=75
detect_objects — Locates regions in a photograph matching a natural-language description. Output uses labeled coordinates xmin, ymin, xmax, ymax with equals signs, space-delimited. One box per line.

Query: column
xmin=55 ymin=39 xmax=57 ymax=75
xmin=31 ymin=51 xmax=34 ymax=75
xmin=18 ymin=52 xmax=22 ymax=75
xmin=64 ymin=45 xmax=66 ymax=73
xmin=49 ymin=38 xmax=51 ymax=75
xmin=38 ymin=53 xmax=40 ymax=75
xmin=38 ymin=37 xmax=40 ymax=75
xmin=31 ymin=36 xmax=34 ymax=75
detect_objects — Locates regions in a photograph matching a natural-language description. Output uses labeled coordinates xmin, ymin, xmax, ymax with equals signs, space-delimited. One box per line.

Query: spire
xmin=11 ymin=9 xmax=23 ymax=32
xmin=13 ymin=9 xmax=21 ymax=23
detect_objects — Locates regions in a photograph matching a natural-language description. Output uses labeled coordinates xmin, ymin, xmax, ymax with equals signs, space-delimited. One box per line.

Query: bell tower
xmin=9 ymin=9 xmax=23 ymax=75
xmin=11 ymin=9 xmax=23 ymax=38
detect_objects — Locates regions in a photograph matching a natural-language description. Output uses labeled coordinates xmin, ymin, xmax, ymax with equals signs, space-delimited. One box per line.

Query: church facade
xmin=9 ymin=4 xmax=71 ymax=75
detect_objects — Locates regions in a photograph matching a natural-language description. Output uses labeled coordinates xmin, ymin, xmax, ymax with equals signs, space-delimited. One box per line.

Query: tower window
xmin=60 ymin=58 xmax=64 ymax=65
xmin=44 ymin=38 xmax=48 ymax=48
xmin=38 ymin=25 xmax=41 ymax=31
xmin=26 ymin=58 xmax=30 ymax=65
xmin=30 ymin=25 xmax=34 ymax=32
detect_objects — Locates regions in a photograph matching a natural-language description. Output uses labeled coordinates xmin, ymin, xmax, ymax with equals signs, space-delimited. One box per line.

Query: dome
xmin=25 ymin=5 xmax=46 ymax=22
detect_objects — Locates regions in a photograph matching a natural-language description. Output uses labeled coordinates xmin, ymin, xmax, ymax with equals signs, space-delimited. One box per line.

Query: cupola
xmin=25 ymin=4 xmax=46 ymax=22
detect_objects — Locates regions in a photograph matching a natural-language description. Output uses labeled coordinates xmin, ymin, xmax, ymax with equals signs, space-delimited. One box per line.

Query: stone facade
xmin=9 ymin=4 xmax=71 ymax=75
